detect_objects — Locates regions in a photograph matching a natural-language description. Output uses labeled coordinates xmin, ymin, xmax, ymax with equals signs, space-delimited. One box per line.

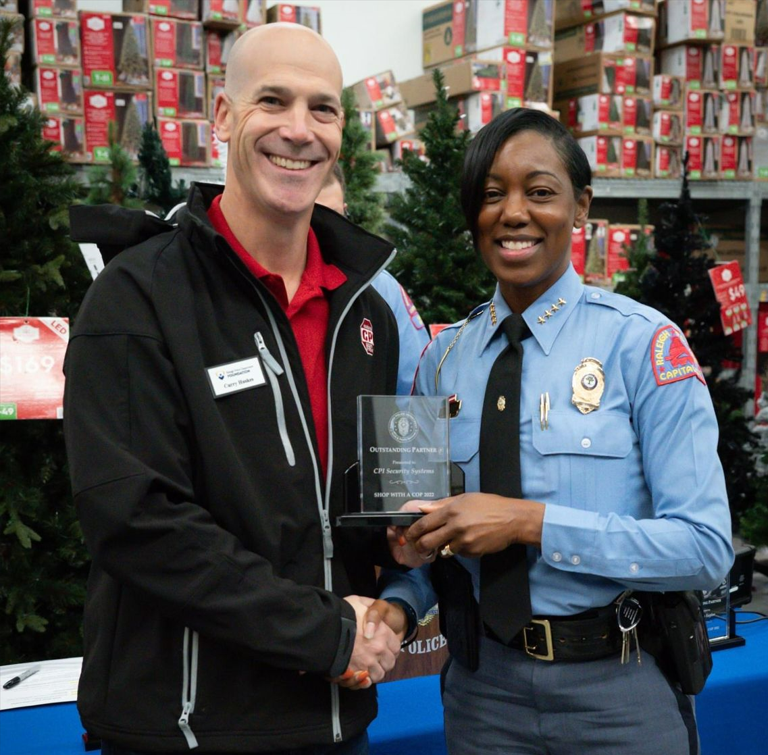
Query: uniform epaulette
xmin=583 ymin=287 xmax=657 ymax=323
xmin=468 ymin=303 xmax=488 ymax=320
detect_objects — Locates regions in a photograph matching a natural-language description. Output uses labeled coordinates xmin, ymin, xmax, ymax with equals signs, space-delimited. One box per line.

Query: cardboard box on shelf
xmin=205 ymin=28 xmax=237 ymax=73
xmin=553 ymin=53 xmax=652 ymax=99
xmin=80 ymin=12 xmax=150 ymax=89
xmin=554 ymin=12 xmax=655 ymax=63
xmin=399 ymin=59 xmax=502 ymax=109
xmin=350 ymin=71 xmax=402 ymax=112
xmin=266 ymin=4 xmax=321 ymax=34
xmin=652 ymin=73 xmax=685 ymax=108
xmin=658 ymin=0 xmax=724 ymax=46
xmin=620 ymin=135 xmax=653 ymax=176
xmin=42 ymin=113 xmax=86 ymax=161
xmin=211 ymin=127 xmax=227 ymax=168
xmin=503 ymin=47 xmax=553 ymax=107
xmin=471 ymin=0 xmax=554 ymax=52
xmin=206 ymin=73 xmax=224 ymax=122
xmin=0 ymin=0 xmax=18 ymax=11
xmin=720 ymin=44 xmax=755 ymax=89
xmin=557 ymin=93 xmax=624 ymax=133
xmin=375 ymin=103 xmax=414 ymax=148
xmin=34 ymin=66 xmax=83 ymax=114
xmin=458 ymin=90 xmax=503 ymax=132
xmin=654 ymin=143 xmax=683 ymax=177
xmin=578 ymin=133 xmax=623 ymax=175
xmin=555 ymin=0 xmax=656 ymax=31
xmin=606 ymin=224 xmax=653 ymax=279
xmin=123 ymin=0 xmax=200 ymax=20
xmin=659 ymin=43 xmax=720 ymax=89
xmin=158 ymin=117 xmax=211 ymax=165
xmin=201 ymin=0 xmax=242 ymax=28
xmin=719 ymin=133 xmax=753 ymax=178
xmin=391 ymin=137 xmax=426 ymax=162
xmin=243 ymin=0 xmax=266 ymax=26
xmin=622 ymin=95 xmax=651 ymax=134
xmin=4 ymin=52 xmax=21 ymax=87
xmin=652 ymin=109 xmax=684 ymax=144
xmin=422 ymin=0 xmax=460 ymax=68
xmin=756 ymin=88 xmax=767 ymax=123
xmin=29 ymin=17 xmax=79 ymax=67
xmin=685 ymin=88 xmax=721 ymax=134
xmin=583 ymin=217 xmax=610 ymax=282
xmin=30 ymin=0 xmax=76 ymax=18
xmin=151 ymin=17 xmax=204 ymax=70
xmin=155 ymin=67 xmax=206 ymax=118
xmin=719 ymin=89 xmax=756 ymax=133
xmin=571 ymin=225 xmax=587 ymax=277
xmin=83 ymin=89 xmax=152 ymax=163
xmin=2 ymin=14 xmax=24 ymax=55
xmin=357 ymin=109 xmax=376 ymax=151
xmin=685 ymin=133 xmax=720 ymax=178
xmin=754 ymin=124 xmax=768 ymax=179
xmin=756 ymin=48 xmax=768 ymax=87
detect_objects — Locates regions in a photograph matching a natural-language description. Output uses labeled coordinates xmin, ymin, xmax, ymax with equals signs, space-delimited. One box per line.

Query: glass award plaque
xmin=703 ymin=575 xmax=746 ymax=650
xmin=337 ymin=395 xmax=452 ymax=527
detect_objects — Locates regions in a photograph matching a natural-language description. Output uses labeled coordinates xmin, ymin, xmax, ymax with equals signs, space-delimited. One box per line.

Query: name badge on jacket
xmin=206 ymin=357 xmax=266 ymax=398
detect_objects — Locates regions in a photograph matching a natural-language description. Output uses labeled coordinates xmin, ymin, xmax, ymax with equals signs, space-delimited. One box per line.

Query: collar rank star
xmin=206 ymin=357 xmax=266 ymax=398
xmin=571 ymin=358 xmax=605 ymax=414
xmin=537 ymin=298 xmax=566 ymax=325
xmin=360 ymin=318 xmax=374 ymax=356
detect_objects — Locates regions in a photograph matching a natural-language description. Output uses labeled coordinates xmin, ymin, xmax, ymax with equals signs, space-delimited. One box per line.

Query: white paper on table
xmin=0 ymin=657 xmax=82 ymax=710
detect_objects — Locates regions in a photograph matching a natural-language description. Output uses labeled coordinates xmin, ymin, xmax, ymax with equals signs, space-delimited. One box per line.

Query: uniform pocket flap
xmin=532 ymin=411 xmax=634 ymax=458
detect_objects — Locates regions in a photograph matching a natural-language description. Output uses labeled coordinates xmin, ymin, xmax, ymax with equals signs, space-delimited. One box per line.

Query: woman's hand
xmin=404 ymin=493 xmax=545 ymax=558
xmin=387 ymin=500 xmax=438 ymax=567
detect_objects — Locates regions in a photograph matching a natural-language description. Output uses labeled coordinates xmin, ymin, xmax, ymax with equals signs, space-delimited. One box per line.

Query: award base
xmin=336 ymin=462 xmax=465 ymax=528
xmin=710 ymin=607 xmax=746 ymax=651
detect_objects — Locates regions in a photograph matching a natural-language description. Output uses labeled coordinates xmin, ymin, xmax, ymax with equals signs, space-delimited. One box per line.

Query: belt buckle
xmin=523 ymin=619 xmax=554 ymax=661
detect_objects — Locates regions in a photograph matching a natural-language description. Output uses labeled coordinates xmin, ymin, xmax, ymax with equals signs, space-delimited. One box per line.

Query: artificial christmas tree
xmin=385 ymin=69 xmax=494 ymax=326
xmin=85 ymin=124 xmax=143 ymax=208
xmin=0 ymin=18 xmax=92 ymax=663
xmin=338 ymin=87 xmax=385 ymax=235
xmin=137 ymin=122 xmax=187 ymax=217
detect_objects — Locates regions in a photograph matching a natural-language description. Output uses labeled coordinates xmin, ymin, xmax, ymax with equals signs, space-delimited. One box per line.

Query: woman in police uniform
xmin=379 ymin=108 xmax=733 ymax=755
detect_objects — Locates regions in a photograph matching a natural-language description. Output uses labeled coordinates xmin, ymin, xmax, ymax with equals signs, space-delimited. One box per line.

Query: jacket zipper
xmin=255 ymin=332 xmax=296 ymax=466
xmin=178 ymin=627 xmax=199 ymax=749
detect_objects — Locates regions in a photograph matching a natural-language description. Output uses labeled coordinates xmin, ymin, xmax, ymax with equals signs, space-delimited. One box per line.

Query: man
xmin=316 ymin=165 xmax=431 ymax=396
xmin=64 ymin=23 xmax=414 ymax=755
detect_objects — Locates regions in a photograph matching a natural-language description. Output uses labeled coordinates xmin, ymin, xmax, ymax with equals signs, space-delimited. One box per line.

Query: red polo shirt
xmin=208 ymin=195 xmax=347 ymax=476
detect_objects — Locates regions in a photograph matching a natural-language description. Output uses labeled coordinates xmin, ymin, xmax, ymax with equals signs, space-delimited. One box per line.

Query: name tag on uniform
xmin=206 ymin=357 xmax=266 ymax=398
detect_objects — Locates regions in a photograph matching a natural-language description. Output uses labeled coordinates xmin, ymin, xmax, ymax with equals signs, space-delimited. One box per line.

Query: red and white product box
xmin=577 ymin=134 xmax=622 ymax=176
xmin=756 ymin=48 xmax=768 ymax=87
xmin=457 ymin=91 xmax=502 ymax=133
xmin=375 ymin=104 xmax=414 ymax=147
xmin=503 ymin=47 xmax=552 ymax=108
xmin=351 ymin=71 xmax=402 ymax=111
xmin=158 ymin=118 xmax=211 ymax=166
xmin=266 ymin=4 xmax=321 ymax=34
xmin=4 ymin=53 xmax=21 ymax=87
xmin=205 ymin=29 xmax=237 ymax=74
xmin=653 ymin=74 xmax=685 ymax=108
xmin=708 ymin=261 xmax=752 ymax=335
xmin=207 ymin=74 xmax=225 ymax=123
xmin=615 ymin=55 xmax=653 ymax=96
xmin=606 ymin=225 xmax=653 ymax=279
xmin=655 ymin=144 xmax=683 ymax=178
xmin=151 ymin=18 xmax=204 ymax=70
xmin=35 ymin=67 xmax=83 ymax=114
xmin=80 ymin=13 xmax=150 ymax=89
xmin=243 ymin=0 xmax=266 ymax=27
xmin=620 ymin=136 xmax=653 ymax=177
xmin=659 ymin=44 xmax=720 ymax=89
xmin=719 ymin=134 xmax=752 ymax=178
xmin=720 ymin=45 xmax=754 ymax=89
xmin=660 ymin=0 xmax=724 ymax=46
xmin=561 ymin=94 xmax=623 ymax=134
xmin=123 ymin=0 xmax=200 ymax=20
xmin=583 ymin=218 xmax=609 ymax=282
xmin=30 ymin=0 xmax=77 ymax=18
xmin=84 ymin=90 xmax=152 ymax=163
xmin=719 ymin=90 xmax=756 ymax=134
xmin=29 ymin=18 xmax=79 ymax=67
xmin=622 ymin=96 xmax=651 ymax=134
xmin=42 ymin=114 xmax=86 ymax=161
xmin=757 ymin=90 xmax=767 ymax=124
xmin=392 ymin=137 xmax=427 ymax=162
xmin=571 ymin=226 xmax=586 ymax=277
xmin=755 ymin=125 xmax=768 ymax=180
xmin=652 ymin=110 xmax=684 ymax=144
xmin=685 ymin=90 xmax=720 ymax=135
xmin=211 ymin=126 xmax=227 ymax=168
xmin=685 ymin=134 xmax=720 ymax=178
xmin=472 ymin=0 xmax=554 ymax=51
xmin=0 ymin=317 xmax=69 ymax=420
xmin=155 ymin=68 xmax=206 ymax=119
xmin=202 ymin=0 xmax=242 ymax=26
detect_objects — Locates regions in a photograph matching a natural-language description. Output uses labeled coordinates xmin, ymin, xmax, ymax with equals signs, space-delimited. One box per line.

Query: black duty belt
xmin=484 ymin=603 xmax=623 ymax=662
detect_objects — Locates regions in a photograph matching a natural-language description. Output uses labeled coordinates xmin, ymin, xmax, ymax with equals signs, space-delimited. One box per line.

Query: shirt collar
xmin=478 ymin=265 xmax=584 ymax=357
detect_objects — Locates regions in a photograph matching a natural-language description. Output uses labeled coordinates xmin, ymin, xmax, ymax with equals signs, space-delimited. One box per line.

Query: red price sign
xmin=708 ymin=261 xmax=752 ymax=336
xmin=0 ymin=317 xmax=68 ymax=420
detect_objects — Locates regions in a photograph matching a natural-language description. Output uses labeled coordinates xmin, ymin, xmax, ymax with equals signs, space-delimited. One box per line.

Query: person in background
xmin=64 ymin=23 xmax=421 ymax=755
xmin=375 ymin=108 xmax=734 ymax=755
xmin=316 ymin=164 xmax=430 ymax=395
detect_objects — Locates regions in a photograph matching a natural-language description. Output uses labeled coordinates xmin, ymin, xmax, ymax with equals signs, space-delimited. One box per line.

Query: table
xmin=2 ymin=612 xmax=766 ymax=755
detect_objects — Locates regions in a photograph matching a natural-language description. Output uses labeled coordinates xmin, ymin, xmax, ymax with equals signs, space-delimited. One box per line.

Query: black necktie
xmin=479 ymin=313 xmax=532 ymax=644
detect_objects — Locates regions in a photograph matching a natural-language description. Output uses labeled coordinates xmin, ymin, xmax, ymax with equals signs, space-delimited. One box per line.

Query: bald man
xmin=64 ymin=23 xmax=419 ymax=755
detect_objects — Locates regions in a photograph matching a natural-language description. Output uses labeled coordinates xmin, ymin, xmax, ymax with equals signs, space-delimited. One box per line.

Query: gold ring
xmin=440 ymin=544 xmax=455 ymax=558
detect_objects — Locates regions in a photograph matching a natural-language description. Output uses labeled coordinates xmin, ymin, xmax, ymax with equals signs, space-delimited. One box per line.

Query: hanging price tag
xmin=0 ymin=317 xmax=68 ymax=420
xmin=708 ymin=261 xmax=752 ymax=336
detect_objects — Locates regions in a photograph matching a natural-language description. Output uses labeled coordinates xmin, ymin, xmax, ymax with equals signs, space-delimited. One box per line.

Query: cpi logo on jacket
xmin=360 ymin=318 xmax=374 ymax=356
xmin=651 ymin=325 xmax=705 ymax=386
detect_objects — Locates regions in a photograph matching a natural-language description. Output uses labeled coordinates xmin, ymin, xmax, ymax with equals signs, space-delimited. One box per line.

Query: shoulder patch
xmin=650 ymin=326 xmax=705 ymax=387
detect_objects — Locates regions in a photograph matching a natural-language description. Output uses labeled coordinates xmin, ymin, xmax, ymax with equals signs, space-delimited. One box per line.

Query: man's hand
xmin=331 ymin=596 xmax=404 ymax=690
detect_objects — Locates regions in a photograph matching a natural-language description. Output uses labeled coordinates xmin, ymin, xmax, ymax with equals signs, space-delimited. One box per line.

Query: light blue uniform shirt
xmin=372 ymin=270 xmax=430 ymax=395
xmin=381 ymin=265 xmax=734 ymax=618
